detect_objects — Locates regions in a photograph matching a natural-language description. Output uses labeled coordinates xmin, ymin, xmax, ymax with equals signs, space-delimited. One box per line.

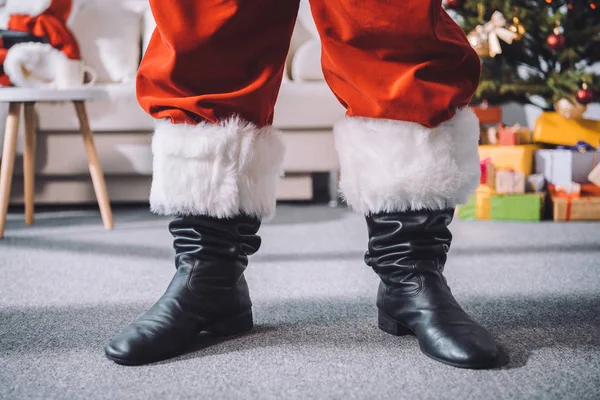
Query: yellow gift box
xmin=533 ymin=112 xmax=600 ymax=147
xmin=478 ymin=144 xmax=542 ymax=175
xmin=475 ymin=185 xmax=494 ymax=220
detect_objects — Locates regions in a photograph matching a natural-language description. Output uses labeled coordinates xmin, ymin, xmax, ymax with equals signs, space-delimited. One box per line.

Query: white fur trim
xmin=6 ymin=0 xmax=51 ymax=17
xmin=334 ymin=108 xmax=481 ymax=214
xmin=150 ymin=117 xmax=286 ymax=220
xmin=4 ymin=42 xmax=62 ymax=87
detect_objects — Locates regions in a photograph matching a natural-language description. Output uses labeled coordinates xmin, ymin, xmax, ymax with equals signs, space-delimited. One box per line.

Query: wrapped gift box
xmin=498 ymin=124 xmax=519 ymax=146
xmin=549 ymin=184 xmax=600 ymax=221
xmin=457 ymin=185 xmax=494 ymax=220
xmin=527 ymin=174 xmax=546 ymax=193
xmin=476 ymin=185 xmax=494 ymax=220
xmin=478 ymin=144 xmax=542 ymax=175
xmin=518 ymin=128 xmax=533 ymax=145
xmin=552 ymin=197 xmax=600 ymax=221
xmin=490 ymin=194 xmax=544 ymax=221
xmin=480 ymin=158 xmax=496 ymax=189
xmin=471 ymin=106 xmax=502 ymax=125
xmin=495 ymin=170 xmax=526 ymax=194
xmin=589 ymin=163 xmax=600 ymax=187
xmin=498 ymin=130 xmax=518 ymax=146
xmin=533 ymin=112 xmax=600 ymax=146
xmin=535 ymin=149 xmax=600 ymax=185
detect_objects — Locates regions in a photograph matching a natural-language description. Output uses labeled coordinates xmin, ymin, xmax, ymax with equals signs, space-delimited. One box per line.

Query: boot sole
xmin=106 ymin=309 xmax=254 ymax=366
xmin=377 ymin=310 xmax=498 ymax=370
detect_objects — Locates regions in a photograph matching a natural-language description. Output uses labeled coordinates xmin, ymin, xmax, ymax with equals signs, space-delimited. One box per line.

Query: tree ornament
xmin=547 ymin=21 xmax=565 ymax=51
xmin=576 ymin=83 xmax=594 ymax=105
xmin=445 ymin=0 xmax=466 ymax=9
xmin=568 ymin=0 xmax=594 ymax=9
xmin=467 ymin=11 xmax=517 ymax=58
xmin=545 ymin=0 xmax=552 ymax=3
xmin=555 ymin=98 xmax=587 ymax=119
xmin=467 ymin=26 xmax=490 ymax=57
xmin=508 ymin=16 xmax=526 ymax=41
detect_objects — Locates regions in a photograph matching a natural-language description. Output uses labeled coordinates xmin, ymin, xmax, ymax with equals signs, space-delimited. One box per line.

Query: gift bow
xmin=499 ymin=123 xmax=520 ymax=134
xmin=556 ymin=141 xmax=597 ymax=152
xmin=555 ymin=189 xmax=581 ymax=222
xmin=483 ymin=11 xmax=518 ymax=57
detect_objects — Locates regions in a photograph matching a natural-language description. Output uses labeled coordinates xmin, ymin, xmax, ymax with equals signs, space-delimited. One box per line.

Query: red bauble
xmin=445 ymin=0 xmax=466 ymax=9
xmin=547 ymin=33 xmax=566 ymax=50
xmin=576 ymin=88 xmax=594 ymax=105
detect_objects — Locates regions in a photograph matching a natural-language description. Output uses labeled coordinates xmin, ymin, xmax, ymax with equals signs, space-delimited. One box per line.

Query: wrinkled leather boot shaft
xmin=366 ymin=209 xmax=499 ymax=369
xmin=105 ymin=214 xmax=261 ymax=365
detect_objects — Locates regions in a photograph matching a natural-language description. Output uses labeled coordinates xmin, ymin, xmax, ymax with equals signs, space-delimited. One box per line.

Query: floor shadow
xmin=1 ymin=293 xmax=598 ymax=370
xmin=266 ymin=205 xmax=350 ymax=225
xmin=4 ymin=204 xmax=349 ymax=233
xmin=4 ymin=208 xmax=166 ymax=231
xmin=3 ymin=232 xmax=600 ymax=263
xmin=0 ymin=236 xmax=174 ymax=260
xmin=449 ymin=242 xmax=600 ymax=256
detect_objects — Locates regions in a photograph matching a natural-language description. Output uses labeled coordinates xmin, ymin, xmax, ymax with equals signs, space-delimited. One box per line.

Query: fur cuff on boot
xmin=150 ymin=117 xmax=285 ymax=220
xmin=334 ymin=108 xmax=480 ymax=215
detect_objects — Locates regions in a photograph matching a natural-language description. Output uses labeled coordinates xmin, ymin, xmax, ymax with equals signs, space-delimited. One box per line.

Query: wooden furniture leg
xmin=73 ymin=101 xmax=113 ymax=229
xmin=0 ymin=102 xmax=22 ymax=239
xmin=23 ymin=102 xmax=36 ymax=225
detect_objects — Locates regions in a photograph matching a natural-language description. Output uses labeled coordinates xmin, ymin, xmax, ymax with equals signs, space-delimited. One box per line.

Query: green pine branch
xmin=448 ymin=0 xmax=600 ymax=108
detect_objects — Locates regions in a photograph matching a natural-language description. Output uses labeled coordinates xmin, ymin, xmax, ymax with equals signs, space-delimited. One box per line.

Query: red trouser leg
xmin=309 ymin=0 xmax=482 ymax=214
xmin=138 ymin=0 xmax=299 ymax=219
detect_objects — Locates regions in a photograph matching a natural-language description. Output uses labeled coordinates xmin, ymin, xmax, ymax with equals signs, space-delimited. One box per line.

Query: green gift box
xmin=490 ymin=194 xmax=543 ymax=221
xmin=457 ymin=195 xmax=477 ymax=220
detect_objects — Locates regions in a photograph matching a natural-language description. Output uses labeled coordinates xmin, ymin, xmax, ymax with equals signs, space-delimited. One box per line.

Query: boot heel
xmin=378 ymin=311 xmax=412 ymax=336
xmin=207 ymin=309 xmax=253 ymax=336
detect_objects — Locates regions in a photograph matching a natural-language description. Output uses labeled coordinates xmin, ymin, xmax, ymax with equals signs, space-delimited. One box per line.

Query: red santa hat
xmin=0 ymin=0 xmax=81 ymax=87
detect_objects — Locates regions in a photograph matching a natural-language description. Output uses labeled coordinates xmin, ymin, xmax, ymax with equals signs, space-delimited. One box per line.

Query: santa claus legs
xmin=102 ymin=0 xmax=499 ymax=369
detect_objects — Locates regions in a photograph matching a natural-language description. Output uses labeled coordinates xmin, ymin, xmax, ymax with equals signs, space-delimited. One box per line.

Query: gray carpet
xmin=1 ymin=205 xmax=599 ymax=400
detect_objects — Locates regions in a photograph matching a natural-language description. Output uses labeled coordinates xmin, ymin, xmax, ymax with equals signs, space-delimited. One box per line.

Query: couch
xmin=4 ymin=0 xmax=345 ymax=205
xmin=6 ymin=0 xmax=598 ymax=206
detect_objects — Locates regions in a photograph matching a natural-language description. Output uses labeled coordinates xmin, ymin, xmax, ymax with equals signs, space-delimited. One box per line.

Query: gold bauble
xmin=555 ymin=98 xmax=587 ymax=120
xmin=467 ymin=26 xmax=490 ymax=58
xmin=508 ymin=17 xmax=526 ymax=41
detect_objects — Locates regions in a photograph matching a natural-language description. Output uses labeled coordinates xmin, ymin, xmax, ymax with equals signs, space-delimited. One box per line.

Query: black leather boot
xmin=105 ymin=214 xmax=261 ymax=365
xmin=365 ymin=209 xmax=499 ymax=369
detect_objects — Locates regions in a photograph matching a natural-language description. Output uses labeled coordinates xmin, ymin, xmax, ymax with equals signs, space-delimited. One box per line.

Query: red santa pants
xmin=139 ymin=0 xmax=482 ymax=219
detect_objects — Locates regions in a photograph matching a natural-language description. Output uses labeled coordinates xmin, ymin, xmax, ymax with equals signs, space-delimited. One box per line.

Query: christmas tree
xmin=445 ymin=0 xmax=599 ymax=110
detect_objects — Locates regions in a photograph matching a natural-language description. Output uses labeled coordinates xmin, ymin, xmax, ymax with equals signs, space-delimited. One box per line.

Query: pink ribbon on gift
xmin=480 ymin=157 xmax=493 ymax=184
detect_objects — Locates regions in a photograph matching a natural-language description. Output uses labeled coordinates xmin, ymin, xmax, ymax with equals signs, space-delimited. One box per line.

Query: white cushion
xmin=286 ymin=0 xmax=322 ymax=82
xmin=291 ymin=39 xmax=324 ymax=82
xmin=274 ymin=81 xmax=346 ymax=129
xmin=36 ymin=82 xmax=154 ymax=131
xmin=36 ymin=82 xmax=344 ymax=132
xmin=70 ymin=4 xmax=142 ymax=83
